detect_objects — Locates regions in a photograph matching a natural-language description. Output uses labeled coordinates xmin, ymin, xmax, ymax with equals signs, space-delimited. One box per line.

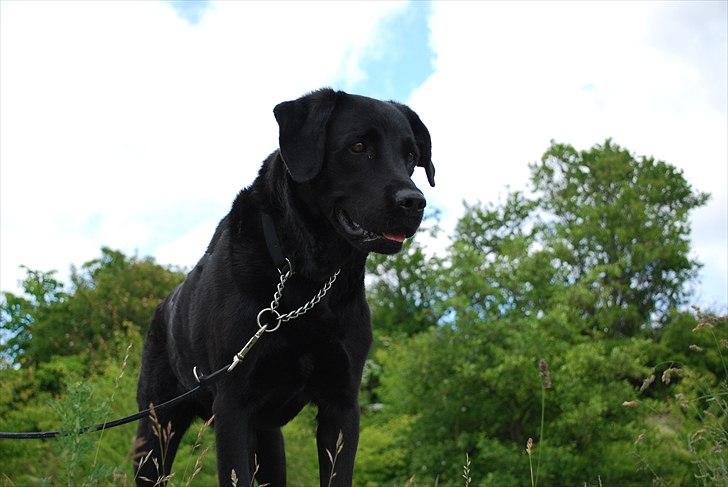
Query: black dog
xmin=134 ymin=88 xmax=435 ymax=487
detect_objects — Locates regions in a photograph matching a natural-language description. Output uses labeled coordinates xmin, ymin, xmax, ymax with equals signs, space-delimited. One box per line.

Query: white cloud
xmin=2 ymin=1 xmax=725 ymax=311
xmin=0 ymin=0 xmax=406 ymax=290
xmin=407 ymin=0 xmax=727 ymax=309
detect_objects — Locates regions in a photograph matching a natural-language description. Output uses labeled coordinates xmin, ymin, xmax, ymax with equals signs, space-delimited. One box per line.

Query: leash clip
xmin=227 ymin=324 xmax=268 ymax=372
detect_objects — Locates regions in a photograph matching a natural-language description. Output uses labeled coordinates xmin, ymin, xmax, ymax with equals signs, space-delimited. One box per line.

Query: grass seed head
xmin=640 ymin=374 xmax=655 ymax=392
xmin=538 ymin=358 xmax=552 ymax=389
xmin=662 ymin=367 xmax=681 ymax=385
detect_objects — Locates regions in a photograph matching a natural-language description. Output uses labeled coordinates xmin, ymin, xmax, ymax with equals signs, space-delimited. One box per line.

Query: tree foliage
xmin=365 ymin=219 xmax=445 ymax=337
xmin=0 ymin=140 xmax=722 ymax=486
xmin=1 ymin=247 xmax=184 ymax=367
xmin=359 ymin=139 xmax=716 ymax=484
xmin=532 ymin=140 xmax=709 ymax=335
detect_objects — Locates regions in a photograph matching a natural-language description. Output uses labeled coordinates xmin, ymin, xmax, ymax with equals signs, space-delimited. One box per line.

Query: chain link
xmin=279 ymin=270 xmax=340 ymax=322
xmin=270 ymin=267 xmax=291 ymax=311
xmin=223 ymin=262 xmax=341 ymax=374
xmin=259 ymin=265 xmax=341 ymax=332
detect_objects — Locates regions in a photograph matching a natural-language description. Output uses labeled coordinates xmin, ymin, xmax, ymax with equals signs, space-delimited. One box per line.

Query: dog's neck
xmin=254 ymin=152 xmax=367 ymax=282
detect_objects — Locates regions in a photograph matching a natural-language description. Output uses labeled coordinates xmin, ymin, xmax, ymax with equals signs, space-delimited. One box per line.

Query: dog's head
xmin=274 ymin=88 xmax=435 ymax=255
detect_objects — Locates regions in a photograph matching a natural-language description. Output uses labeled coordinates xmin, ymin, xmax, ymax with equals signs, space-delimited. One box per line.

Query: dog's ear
xmin=391 ymin=102 xmax=435 ymax=187
xmin=273 ymin=88 xmax=338 ymax=183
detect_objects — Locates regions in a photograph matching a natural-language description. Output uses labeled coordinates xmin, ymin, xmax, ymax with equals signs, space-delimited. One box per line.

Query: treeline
xmin=1 ymin=140 xmax=725 ymax=485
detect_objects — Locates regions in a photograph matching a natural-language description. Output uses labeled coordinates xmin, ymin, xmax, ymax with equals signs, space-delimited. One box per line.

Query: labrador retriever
xmin=134 ymin=88 xmax=435 ymax=487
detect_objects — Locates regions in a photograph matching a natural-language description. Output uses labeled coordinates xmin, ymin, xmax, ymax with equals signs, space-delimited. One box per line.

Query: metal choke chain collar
xmin=225 ymin=258 xmax=341 ymax=372
xmin=0 ymin=217 xmax=341 ymax=439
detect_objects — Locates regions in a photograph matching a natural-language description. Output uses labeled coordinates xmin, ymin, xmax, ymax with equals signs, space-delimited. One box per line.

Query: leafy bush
xmin=0 ymin=140 xmax=721 ymax=485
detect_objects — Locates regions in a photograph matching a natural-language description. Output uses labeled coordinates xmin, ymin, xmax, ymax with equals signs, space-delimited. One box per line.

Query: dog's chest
xmin=251 ymin=336 xmax=350 ymax=389
xmin=246 ymin=334 xmax=353 ymax=421
xmin=296 ymin=351 xmax=316 ymax=379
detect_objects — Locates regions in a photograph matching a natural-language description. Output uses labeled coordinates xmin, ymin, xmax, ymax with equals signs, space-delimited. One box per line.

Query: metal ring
xmin=257 ymin=307 xmax=282 ymax=332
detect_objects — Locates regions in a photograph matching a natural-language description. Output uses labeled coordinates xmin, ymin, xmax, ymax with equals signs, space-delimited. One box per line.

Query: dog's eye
xmin=350 ymin=142 xmax=366 ymax=154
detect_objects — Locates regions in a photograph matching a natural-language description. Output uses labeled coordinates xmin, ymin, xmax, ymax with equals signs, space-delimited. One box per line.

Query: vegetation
xmin=1 ymin=140 xmax=725 ymax=485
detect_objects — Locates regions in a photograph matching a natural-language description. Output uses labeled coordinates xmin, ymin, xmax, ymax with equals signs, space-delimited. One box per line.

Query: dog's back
xmin=133 ymin=89 xmax=434 ymax=487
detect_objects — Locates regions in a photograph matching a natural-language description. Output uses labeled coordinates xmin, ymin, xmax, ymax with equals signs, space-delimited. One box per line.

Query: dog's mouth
xmin=335 ymin=209 xmax=407 ymax=244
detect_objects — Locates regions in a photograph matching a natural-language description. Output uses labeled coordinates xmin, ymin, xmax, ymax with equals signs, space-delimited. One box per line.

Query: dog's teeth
xmin=344 ymin=212 xmax=361 ymax=230
xmin=361 ymin=230 xmax=381 ymax=242
xmin=337 ymin=208 xmax=386 ymax=241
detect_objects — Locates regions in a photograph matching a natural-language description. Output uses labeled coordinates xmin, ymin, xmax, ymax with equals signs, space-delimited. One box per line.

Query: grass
xmin=2 ymin=310 xmax=726 ymax=486
xmin=325 ymin=430 xmax=344 ymax=487
xmin=526 ymin=438 xmax=534 ymax=487
xmin=535 ymin=358 xmax=551 ymax=487
xmin=686 ymin=309 xmax=728 ymax=485
xmin=180 ymin=416 xmax=213 ymax=487
xmin=462 ymin=453 xmax=471 ymax=487
xmin=632 ymin=308 xmax=728 ymax=485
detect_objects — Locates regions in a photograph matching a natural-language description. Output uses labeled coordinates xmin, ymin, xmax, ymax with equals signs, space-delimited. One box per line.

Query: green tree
xmin=0 ymin=138 xmax=716 ymax=485
xmin=0 ymin=268 xmax=68 ymax=366
xmin=532 ymin=139 xmax=709 ymax=336
xmin=375 ymin=318 xmax=688 ymax=485
xmin=0 ymin=249 xmax=221 ymax=486
xmin=366 ymin=219 xmax=445 ymax=337
xmin=449 ymin=192 xmax=558 ymax=323
xmin=358 ymin=139 xmax=710 ymax=485
xmin=1 ymin=247 xmax=184 ymax=367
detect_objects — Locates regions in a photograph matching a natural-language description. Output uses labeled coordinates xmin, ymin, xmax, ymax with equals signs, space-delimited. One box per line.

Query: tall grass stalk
xmin=181 ymin=415 xmax=214 ymax=486
xmin=90 ymin=343 xmax=132 ymax=474
xmin=52 ymin=381 xmax=109 ymax=486
xmin=136 ymin=404 xmax=175 ymax=486
xmin=462 ymin=452 xmax=471 ymax=487
xmin=325 ymin=430 xmax=344 ymax=487
xmin=693 ymin=306 xmax=727 ymax=376
xmin=688 ymin=309 xmax=728 ymax=484
xmin=535 ymin=384 xmax=545 ymax=486
xmin=535 ymin=358 xmax=551 ymax=486
xmin=526 ymin=437 xmax=535 ymax=487
xmin=2 ymin=473 xmax=16 ymax=487
xmin=249 ymin=453 xmax=270 ymax=487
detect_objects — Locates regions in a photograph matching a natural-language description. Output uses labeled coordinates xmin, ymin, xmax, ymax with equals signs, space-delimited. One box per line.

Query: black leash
xmin=0 ymin=384 xmax=203 ymax=439
xmin=0 ymin=339 xmax=239 ymax=440
xmin=0 ymin=212 xmax=290 ymax=440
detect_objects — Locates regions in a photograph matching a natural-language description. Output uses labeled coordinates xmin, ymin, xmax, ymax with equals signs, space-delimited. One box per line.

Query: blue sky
xmin=168 ymin=0 xmax=435 ymax=103
xmin=156 ymin=0 xmax=437 ymax=255
xmin=170 ymin=0 xmax=210 ymax=24
xmin=336 ymin=2 xmax=434 ymax=102
xmin=1 ymin=1 xmax=726 ymax=311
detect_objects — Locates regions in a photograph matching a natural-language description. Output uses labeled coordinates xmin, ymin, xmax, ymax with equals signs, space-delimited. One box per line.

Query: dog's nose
xmin=395 ymin=188 xmax=426 ymax=212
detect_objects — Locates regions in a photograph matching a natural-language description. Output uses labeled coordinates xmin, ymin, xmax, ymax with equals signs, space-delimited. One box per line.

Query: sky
xmin=1 ymin=0 xmax=726 ymax=311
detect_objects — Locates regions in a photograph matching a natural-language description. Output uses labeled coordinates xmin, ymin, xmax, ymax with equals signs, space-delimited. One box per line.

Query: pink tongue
xmin=383 ymin=232 xmax=406 ymax=243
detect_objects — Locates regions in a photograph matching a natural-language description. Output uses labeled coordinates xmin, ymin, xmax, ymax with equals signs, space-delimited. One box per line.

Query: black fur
xmin=134 ymin=88 xmax=435 ymax=487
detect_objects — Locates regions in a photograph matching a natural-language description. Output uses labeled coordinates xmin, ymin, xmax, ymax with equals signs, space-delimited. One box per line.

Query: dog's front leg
xmin=316 ymin=405 xmax=360 ymax=487
xmin=213 ymin=392 xmax=252 ymax=487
